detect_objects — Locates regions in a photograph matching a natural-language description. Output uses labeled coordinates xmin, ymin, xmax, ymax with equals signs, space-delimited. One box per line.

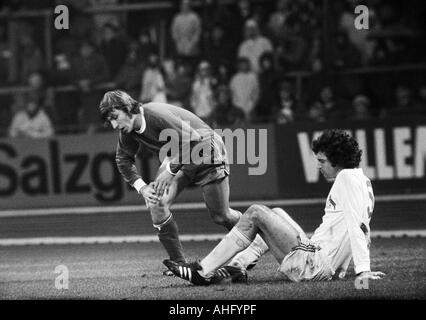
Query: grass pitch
xmin=0 ymin=237 xmax=425 ymax=300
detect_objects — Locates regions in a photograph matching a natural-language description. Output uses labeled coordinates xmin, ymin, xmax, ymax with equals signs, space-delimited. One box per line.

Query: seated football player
xmin=164 ymin=129 xmax=386 ymax=285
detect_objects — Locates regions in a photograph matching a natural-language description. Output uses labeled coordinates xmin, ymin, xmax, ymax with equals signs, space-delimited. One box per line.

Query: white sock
xmin=200 ymin=227 xmax=252 ymax=276
xmin=228 ymin=235 xmax=269 ymax=269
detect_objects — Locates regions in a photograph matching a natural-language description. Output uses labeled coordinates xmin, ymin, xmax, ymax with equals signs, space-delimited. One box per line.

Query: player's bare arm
xmin=357 ymin=271 xmax=386 ymax=280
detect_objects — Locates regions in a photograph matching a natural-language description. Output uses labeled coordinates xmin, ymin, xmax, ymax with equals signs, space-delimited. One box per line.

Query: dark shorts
xmin=181 ymin=163 xmax=229 ymax=187
xmin=181 ymin=131 xmax=229 ymax=186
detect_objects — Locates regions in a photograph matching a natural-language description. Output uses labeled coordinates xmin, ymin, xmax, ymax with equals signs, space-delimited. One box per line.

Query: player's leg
xmin=200 ymin=204 xmax=300 ymax=276
xmin=201 ymin=174 xmax=269 ymax=272
xmin=201 ymin=175 xmax=241 ymax=230
xmin=149 ymin=165 xmax=191 ymax=264
xmin=270 ymin=207 xmax=307 ymax=239
xmin=163 ymin=204 xmax=301 ymax=284
xmin=225 ymin=209 xmax=303 ymax=272
xmin=229 ymin=207 xmax=305 ymax=270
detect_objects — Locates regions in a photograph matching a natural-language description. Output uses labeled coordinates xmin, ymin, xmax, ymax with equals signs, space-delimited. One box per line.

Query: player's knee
xmin=149 ymin=199 xmax=169 ymax=214
xmin=211 ymin=212 xmax=230 ymax=226
xmin=245 ymin=204 xmax=265 ymax=216
xmin=272 ymin=207 xmax=286 ymax=214
xmin=246 ymin=204 xmax=268 ymax=224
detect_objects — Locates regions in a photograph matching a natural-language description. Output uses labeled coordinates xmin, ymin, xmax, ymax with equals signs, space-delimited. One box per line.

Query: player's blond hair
xmin=99 ymin=90 xmax=141 ymax=123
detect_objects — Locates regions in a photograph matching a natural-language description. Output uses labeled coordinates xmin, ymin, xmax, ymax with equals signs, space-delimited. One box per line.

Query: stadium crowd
xmin=0 ymin=0 xmax=425 ymax=137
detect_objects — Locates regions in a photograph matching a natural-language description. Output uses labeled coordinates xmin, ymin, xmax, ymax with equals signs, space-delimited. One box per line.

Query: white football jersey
xmin=310 ymin=168 xmax=374 ymax=277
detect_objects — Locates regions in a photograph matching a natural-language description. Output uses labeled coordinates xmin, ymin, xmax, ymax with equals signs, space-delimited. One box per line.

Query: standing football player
xmin=99 ymin=90 xmax=268 ymax=274
xmin=165 ymin=129 xmax=385 ymax=284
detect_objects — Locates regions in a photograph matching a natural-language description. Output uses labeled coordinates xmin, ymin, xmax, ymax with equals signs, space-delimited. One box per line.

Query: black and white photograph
xmin=0 ymin=0 xmax=425 ymax=312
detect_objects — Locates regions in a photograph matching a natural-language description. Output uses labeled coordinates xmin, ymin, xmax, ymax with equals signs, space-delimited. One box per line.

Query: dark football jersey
xmin=116 ymin=102 xmax=217 ymax=185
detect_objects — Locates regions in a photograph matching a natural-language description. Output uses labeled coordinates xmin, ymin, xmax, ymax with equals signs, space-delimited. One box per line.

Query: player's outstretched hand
xmin=153 ymin=170 xmax=174 ymax=198
xmin=357 ymin=271 xmax=386 ymax=281
xmin=140 ymin=183 xmax=160 ymax=206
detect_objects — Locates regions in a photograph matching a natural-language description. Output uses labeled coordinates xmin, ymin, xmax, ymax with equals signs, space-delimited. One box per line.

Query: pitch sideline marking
xmin=1 ymin=194 xmax=426 ymax=218
xmin=0 ymin=230 xmax=425 ymax=246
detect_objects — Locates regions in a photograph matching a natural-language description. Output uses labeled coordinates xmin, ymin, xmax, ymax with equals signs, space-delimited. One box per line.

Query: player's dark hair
xmin=99 ymin=90 xmax=141 ymax=125
xmin=312 ymin=129 xmax=362 ymax=168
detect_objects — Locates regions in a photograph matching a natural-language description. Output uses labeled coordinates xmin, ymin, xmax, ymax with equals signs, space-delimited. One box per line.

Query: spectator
xmin=171 ymin=0 xmax=202 ymax=66
xmin=72 ymin=40 xmax=110 ymax=92
xmin=8 ymin=94 xmax=54 ymax=139
xmin=331 ymin=30 xmax=362 ymax=70
xmin=308 ymin=104 xmax=326 ymax=123
xmin=137 ymin=27 xmax=158 ymax=65
xmin=303 ymin=52 xmax=328 ymax=108
xmin=50 ymin=51 xmax=80 ymax=133
xmin=166 ymin=62 xmax=192 ymax=108
xmin=255 ymin=52 xmax=280 ymax=123
xmin=216 ymin=63 xmax=231 ymax=86
xmin=51 ymin=52 xmax=73 ymax=85
xmin=27 ymin=71 xmax=47 ymax=104
xmin=238 ymin=19 xmax=273 ymax=73
xmin=0 ymin=23 xmax=12 ymax=134
xmin=266 ymin=0 xmax=290 ymax=44
xmin=190 ymin=61 xmax=217 ymax=122
xmin=99 ymin=23 xmax=129 ymax=79
xmin=291 ymin=0 xmax=321 ymax=32
xmin=204 ymin=23 xmax=235 ymax=72
xmin=369 ymin=2 xmax=418 ymax=65
xmin=275 ymin=14 xmax=309 ymax=72
xmin=229 ymin=57 xmax=259 ymax=121
xmin=308 ymin=86 xmax=350 ymax=122
xmin=71 ymin=40 xmax=110 ymax=132
xmin=0 ymin=0 xmax=22 ymax=12
xmin=88 ymin=0 xmax=122 ymax=35
xmin=53 ymin=31 xmax=80 ymax=71
xmin=274 ymin=81 xmax=305 ymax=124
xmin=418 ymin=84 xmax=426 ymax=111
xmin=0 ymin=23 xmax=11 ymax=85
xmin=18 ymin=33 xmax=44 ymax=84
xmin=162 ymin=58 xmax=176 ymax=84
xmin=352 ymin=94 xmax=373 ymax=120
xmin=60 ymin=2 xmax=95 ymax=41
xmin=385 ymin=84 xmax=422 ymax=118
xmin=26 ymin=71 xmax=55 ymax=122
xmin=306 ymin=30 xmax=324 ymax=72
xmin=114 ymin=42 xmax=144 ymax=100
xmin=212 ymin=85 xmax=246 ymax=128
xmin=229 ymin=0 xmax=253 ymax=45
xmin=201 ymin=0 xmax=235 ymax=45
xmin=140 ymin=53 xmax=167 ymax=103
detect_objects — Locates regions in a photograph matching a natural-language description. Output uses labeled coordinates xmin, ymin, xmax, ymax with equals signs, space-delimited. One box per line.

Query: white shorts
xmin=279 ymin=238 xmax=335 ymax=282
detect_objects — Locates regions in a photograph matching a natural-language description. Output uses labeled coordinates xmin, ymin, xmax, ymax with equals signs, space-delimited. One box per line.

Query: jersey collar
xmin=135 ymin=106 xmax=146 ymax=134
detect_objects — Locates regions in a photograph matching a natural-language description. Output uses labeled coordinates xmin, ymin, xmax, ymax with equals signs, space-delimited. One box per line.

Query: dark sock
xmin=156 ymin=216 xmax=186 ymax=263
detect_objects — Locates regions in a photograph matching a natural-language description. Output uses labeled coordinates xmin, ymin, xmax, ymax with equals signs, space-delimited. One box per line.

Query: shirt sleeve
xmin=115 ymin=132 xmax=143 ymax=186
xmin=335 ymin=172 xmax=371 ymax=274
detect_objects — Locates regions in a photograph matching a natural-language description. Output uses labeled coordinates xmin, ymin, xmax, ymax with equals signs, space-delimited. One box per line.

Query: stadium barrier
xmin=0 ymin=124 xmax=279 ymax=209
xmin=275 ymin=117 xmax=426 ymax=198
xmin=1 ymin=118 xmax=426 ymax=210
